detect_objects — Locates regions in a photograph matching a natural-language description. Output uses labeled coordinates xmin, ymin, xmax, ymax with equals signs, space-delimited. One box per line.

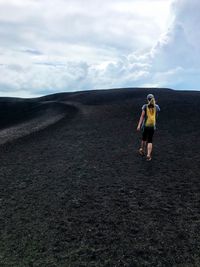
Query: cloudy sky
xmin=0 ymin=0 xmax=199 ymax=97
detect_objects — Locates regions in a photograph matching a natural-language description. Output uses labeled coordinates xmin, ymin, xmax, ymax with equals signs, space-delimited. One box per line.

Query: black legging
xmin=142 ymin=126 xmax=154 ymax=143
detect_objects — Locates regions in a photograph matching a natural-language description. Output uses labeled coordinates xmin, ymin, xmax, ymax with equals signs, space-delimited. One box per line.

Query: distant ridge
xmin=0 ymin=87 xmax=199 ymax=144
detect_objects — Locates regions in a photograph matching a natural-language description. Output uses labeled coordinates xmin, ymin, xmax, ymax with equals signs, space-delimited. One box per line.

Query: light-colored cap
xmin=147 ymin=94 xmax=154 ymax=100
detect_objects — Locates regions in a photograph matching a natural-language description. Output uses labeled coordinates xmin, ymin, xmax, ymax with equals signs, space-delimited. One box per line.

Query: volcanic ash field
xmin=0 ymin=88 xmax=200 ymax=266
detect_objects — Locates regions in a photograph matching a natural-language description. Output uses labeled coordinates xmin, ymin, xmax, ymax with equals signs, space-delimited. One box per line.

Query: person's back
xmin=137 ymin=94 xmax=160 ymax=161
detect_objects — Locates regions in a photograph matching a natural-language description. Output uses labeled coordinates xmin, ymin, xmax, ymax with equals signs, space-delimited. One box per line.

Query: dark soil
xmin=0 ymin=88 xmax=200 ymax=267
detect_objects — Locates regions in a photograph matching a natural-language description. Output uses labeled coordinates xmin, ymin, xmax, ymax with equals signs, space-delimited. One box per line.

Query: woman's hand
xmin=137 ymin=110 xmax=145 ymax=132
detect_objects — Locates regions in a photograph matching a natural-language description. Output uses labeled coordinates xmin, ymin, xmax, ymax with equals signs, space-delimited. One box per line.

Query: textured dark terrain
xmin=0 ymin=88 xmax=200 ymax=267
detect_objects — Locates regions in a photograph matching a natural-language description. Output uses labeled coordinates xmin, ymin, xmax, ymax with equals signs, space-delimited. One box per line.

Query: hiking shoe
xmin=146 ymin=155 xmax=152 ymax=161
xmin=139 ymin=148 xmax=145 ymax=156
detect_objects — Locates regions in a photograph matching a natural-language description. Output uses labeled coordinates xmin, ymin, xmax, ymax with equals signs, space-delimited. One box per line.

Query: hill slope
xmin=0 ymin=88 xmax=200 ymax=266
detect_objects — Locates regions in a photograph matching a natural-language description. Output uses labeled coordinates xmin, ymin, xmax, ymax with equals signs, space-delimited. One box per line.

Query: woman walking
xmin=137 ymin=94 xmax=160 ymax=161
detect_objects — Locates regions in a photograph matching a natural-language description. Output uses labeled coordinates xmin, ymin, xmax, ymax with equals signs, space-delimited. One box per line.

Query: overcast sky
xmin=0 ymin=0 xmax=199 ymax=97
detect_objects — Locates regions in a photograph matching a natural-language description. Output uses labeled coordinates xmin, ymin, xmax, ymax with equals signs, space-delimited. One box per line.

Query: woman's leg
xmin=147 ymin=143 xmax=153 ymax=158
xmin=141 ymin=140 xmax=147 ymax=152
xmin=139 ymin=128 xmax=147 ymax=154
xmin=146 ymin=127 xmax=154 ymax=159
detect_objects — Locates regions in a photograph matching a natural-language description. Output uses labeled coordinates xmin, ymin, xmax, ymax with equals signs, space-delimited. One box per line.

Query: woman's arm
xmin=137 ymin=110 xmax=145 ymax=131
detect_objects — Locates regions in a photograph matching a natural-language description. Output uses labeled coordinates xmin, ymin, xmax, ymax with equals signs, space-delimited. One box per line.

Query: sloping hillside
xmin=0 ymin=88 xmax=200 ymax=266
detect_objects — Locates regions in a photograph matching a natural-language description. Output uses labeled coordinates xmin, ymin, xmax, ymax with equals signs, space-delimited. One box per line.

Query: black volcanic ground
xmin=0 ymin=88 xmax=200 ymax=267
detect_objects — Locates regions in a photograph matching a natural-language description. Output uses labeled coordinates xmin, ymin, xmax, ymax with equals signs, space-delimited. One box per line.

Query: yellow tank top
xmin=145 ymin=106 xmax=156 ymax=127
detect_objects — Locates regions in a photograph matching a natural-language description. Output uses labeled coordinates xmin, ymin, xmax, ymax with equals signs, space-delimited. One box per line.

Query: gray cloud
xmin=2 ymin=0 xmax=199 ymax=97
xmin=23 ymin=49 xmax=43 ymax=55
xmin=147 ymin=0 xmax=200 ymax=88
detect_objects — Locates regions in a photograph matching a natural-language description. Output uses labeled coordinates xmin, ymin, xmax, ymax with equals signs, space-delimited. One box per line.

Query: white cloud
xmin=147 ymin=0 xmax=200 ymax=89
xmin=1 ymin=0 xmax=200 ymax=96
